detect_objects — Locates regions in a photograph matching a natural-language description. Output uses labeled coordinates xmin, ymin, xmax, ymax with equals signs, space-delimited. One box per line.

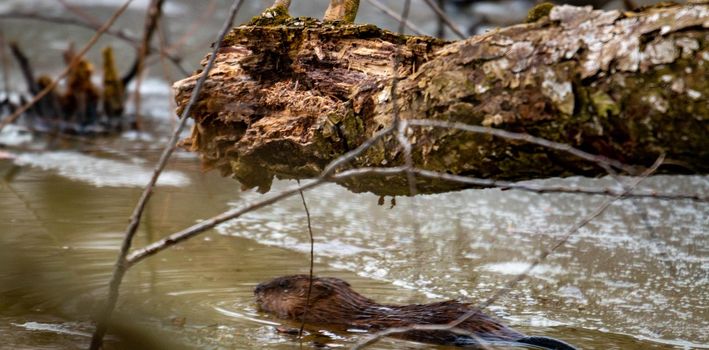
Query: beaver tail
xmin=516 ymin=336 xmax=578 ymax=350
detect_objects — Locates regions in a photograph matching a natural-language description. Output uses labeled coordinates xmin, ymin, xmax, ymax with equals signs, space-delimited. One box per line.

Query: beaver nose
xmin=254 ymin=283 xmax=264 ymax=294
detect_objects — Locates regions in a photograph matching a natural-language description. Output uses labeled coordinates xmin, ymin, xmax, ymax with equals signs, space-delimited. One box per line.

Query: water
xmin=1 ymin=1 xmax=707 ymax=349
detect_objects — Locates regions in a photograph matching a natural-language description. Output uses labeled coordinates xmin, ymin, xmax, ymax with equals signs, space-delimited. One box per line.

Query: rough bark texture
xmin=174 ymin=3 xmax=709 ymax=195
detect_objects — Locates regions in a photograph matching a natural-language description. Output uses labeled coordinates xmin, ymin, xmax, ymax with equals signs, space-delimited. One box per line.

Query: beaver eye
xmin=278 ymin=280 xmax=290 ymax=289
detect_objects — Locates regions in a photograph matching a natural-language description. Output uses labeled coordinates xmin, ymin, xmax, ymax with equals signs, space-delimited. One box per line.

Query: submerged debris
xmin=2 ymin=43 xmax=134 ymax=135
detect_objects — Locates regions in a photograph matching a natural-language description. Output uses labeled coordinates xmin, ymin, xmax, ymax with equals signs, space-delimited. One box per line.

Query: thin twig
xmin=456 ymin=154 xmax=665 ymax=323
xmin=351 ymin=154 xmax=666 ymax=349
xmin=390 ymin=0 xmax=419 ymax=196
xmin=0 ymin=1 xmax=136 ymax=133
xmin=57 ymin=0 xmax=102 ymax=26
xmin=128 ymin=0 xmax=166 ymax=131
xmin=405 ymin=119 xmax=638 ymax=175
xmin=122 ymin=113 xmax=697 ymax=271
xmin=297 ymin=181 xmax=315 ymax=338
xmin=0 ymin=12 xmax=133 ymax=43
xmin=389 ymin=0 xmax=423 ymax=256
xmin=157 ymin=0 xmax=219 ymax=59
xmin=422 ymin=0 xmax=467 ymax=39
xmin=87 ymin=1 xmax=246 ymax=348
xmin=0 ymin=32 xmax=10 ymax=93
xmin=329 ymin=166 xmax=707 ymax=202
xmin=122 ymin=0 xmax=165 ymax=87
xmin=0 ymin=12 xmax=189 ymax=76
xmin=127 ymin=179 xmax=323 ymax=265
xmin=8 ymin=42 xmax=39 ymax=94
xmin=156 ymin=16 xmax=178 ymax=130
xmin=435 ymin=0 xmax=445 ymax=38
xmin=365 ymin=0 xmax=424 ymax=36
xmin=126 ymin=125 xmax=396 ymax=265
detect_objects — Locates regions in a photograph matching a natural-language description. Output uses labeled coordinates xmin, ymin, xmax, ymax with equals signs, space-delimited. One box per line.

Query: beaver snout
xmin=253 ymin=283 xmax=265 ymax=295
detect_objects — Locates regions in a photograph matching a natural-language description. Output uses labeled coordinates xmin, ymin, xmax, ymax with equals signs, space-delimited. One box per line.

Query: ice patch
xmin=13 ymin=322 xmax=91 ymax=337
xmin=557 ymin=285 xmax=588 ymax=304
xmin=14 ymin=151 xmax=190 ymax=187
xmin=479 ymin=261 xmax=565 ymax=276
xmin=0 ymin=125 xmax=33 ymax=146
xmin=290 ymin=240 xmax=368 ymax=256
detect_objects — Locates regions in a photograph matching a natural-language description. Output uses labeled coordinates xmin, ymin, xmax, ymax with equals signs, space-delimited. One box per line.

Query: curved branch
xmin=0 ymin=12 xmax=189 ymax=76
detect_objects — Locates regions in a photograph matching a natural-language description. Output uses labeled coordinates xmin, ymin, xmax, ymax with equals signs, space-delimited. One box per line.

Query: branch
xmin=88 ymin=1 xmax=247 ymax=348
xmin=333 ymin=166 xmax=707 ymax=202
xmin=352 ymin=154 xmax=666 ymax=349
xmin=8 ymin=42 xmax=39 ymax=94
xmin=365 ymin=0 xmax=424 ymax=36
xmin=126 ymin=0 xmax=166 ymax=131
xmin=0 ymin=11 xmax=189 ymax=76
xmin=296 ymin=184 xmax=315 ymax=338
xmin=0 ymin=32 xmax=10 ymax=92
xmin=125 ymin=125 xmax=395 ymax=265
xmin=405 ymin=119 xmax=637 ymax=174
xmin=422 ymin=0 xmax=466 ymax=39
xmin=0 ymin=2 xmax=135 ymax=133
xmin=121 ymin=0 xmax=165 ymax=87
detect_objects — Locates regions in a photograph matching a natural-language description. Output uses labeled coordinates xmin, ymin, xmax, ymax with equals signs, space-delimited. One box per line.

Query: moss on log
xmin=174 ymin=3 xmax=709 ymax=195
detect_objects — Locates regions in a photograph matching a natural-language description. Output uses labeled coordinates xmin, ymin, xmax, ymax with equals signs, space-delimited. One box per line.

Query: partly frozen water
xmin=14 ymin=151 xmax=190 ymax=187
xmin=0 ymin=1 xmax=706 ymax=349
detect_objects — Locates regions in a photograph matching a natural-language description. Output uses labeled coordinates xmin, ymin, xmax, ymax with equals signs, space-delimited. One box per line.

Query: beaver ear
xmin=311 ymin=281 xmax=334 ymax=299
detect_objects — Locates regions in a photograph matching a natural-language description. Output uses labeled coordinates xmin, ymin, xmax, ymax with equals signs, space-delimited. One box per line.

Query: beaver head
xmin=254 ymin=275 xmax=374 ymax=323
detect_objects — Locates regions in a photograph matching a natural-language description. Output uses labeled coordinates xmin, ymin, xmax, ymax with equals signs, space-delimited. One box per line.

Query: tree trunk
xmin=173 ymin=3 xmax=708 ymax=195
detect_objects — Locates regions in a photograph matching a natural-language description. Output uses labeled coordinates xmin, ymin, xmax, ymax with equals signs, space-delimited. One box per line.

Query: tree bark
xmin=173 ymin=3 xmax=709 ymax=195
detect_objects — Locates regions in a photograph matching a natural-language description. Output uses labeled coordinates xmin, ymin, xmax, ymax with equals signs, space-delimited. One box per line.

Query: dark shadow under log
xmin=174 ymin=3 xmax=709 ymax=195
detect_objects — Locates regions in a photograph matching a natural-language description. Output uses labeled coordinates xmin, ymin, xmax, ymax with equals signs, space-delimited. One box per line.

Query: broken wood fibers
xmin=174 ymin=3 xmax=709 ymax=195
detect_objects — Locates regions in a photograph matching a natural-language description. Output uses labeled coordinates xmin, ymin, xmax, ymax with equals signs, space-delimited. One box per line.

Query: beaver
xmin=255 ymin=275 xmax=577 ymax=349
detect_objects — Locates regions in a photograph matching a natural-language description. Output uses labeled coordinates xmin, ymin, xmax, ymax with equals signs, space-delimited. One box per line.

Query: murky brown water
xmin=1 ymin=1 xmax=707 ymax=349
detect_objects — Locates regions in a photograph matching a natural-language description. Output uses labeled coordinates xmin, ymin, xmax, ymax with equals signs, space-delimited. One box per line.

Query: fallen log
xmin=174 ymin=3 xmax=709 ymax=195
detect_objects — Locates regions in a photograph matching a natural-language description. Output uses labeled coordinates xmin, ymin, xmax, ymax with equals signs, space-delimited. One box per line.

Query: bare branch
xmin=0 ymin=32 xmax=12 ymax=93
xmin=8 ymin=42 xmax=39 ymax=94
xmin=0 ymin=12 xmax=136 ymax=45
xmin=88 ymin=1 xmax=247 ymax=348
xmin=297 ymin=183 xmax=315 ymax=338
xmin=0 ymin=12 xmax=189 ymax=76
xmin=126 ymin=125 xmax=396 ymax=266
xmin=422 ymin=0 xmax=466 ymax=39
xmin=389 ymin=0 xmax=422 ymax=233
xmin=0 ymin=1 xmax=135 ymax=133
xmin=57 ymin=0 xmax=103 ymax=27
xmin=405 ymin=119 xmax=638 ymax=175
xmin=332 ymin=166 xmax=706 ymax=202
xmin=365 ymin=0 xmax=424 ymax=36
xmin=351 ymin=154 xmax=666 ymax=349
xmin=127 ymin=0 xmax=166 ymax=131
xmin=145 ymin=0 xmax=219 ymax=67
xmin=122 ymin=0 xmax=166 ymax=87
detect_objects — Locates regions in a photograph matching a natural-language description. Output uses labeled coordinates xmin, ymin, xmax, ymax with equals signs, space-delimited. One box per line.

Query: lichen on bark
xmin=174 ymin=3 xmax=709 ymax=195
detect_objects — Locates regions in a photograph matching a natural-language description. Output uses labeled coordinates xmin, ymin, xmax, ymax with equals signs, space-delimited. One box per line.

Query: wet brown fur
xmin=254 ymin=275 xmax=525 ymax=346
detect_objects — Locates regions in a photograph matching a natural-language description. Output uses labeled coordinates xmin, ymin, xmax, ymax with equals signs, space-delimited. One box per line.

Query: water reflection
xmin=1 ymin=146 xmax=707 ymax=348
xmin=217 ymin=176 xmax=708 ymax=349
xmin=1 ymin=0 xmax=707 ymax=349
